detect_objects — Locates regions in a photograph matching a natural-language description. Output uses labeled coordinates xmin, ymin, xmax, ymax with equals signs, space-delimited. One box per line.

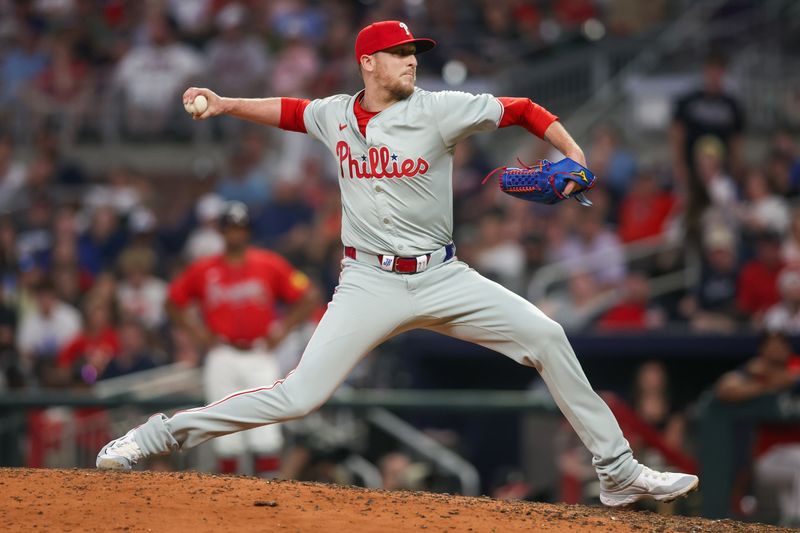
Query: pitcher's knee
xmin=542 ymin=319 xmax=568 ymax=344
xmin=520 ymin=318 xmax=569 ymax=364
xmin=523 ymin=317 xmax=567 ymax=347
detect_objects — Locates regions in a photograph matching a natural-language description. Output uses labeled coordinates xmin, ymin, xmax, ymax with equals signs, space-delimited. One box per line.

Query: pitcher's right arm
xmin=182 ymin=87 xmax=310 ymax=131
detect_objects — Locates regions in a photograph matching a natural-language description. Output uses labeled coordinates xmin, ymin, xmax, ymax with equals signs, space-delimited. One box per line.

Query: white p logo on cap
xmin=399 ymin=22 xmax=411 ymax=36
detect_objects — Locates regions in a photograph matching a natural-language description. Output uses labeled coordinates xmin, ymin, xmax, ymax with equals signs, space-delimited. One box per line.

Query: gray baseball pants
xmin=135 ymin=256 xmax=641 ymax=489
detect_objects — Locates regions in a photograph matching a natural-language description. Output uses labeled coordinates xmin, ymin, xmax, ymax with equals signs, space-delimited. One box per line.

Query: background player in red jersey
xmin=166 ymin=201 xmax=320 ymax=476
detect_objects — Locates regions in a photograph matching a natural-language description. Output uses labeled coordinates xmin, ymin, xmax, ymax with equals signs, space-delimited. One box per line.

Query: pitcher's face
xmin=373 ymin=44 xmax=417 ymax=100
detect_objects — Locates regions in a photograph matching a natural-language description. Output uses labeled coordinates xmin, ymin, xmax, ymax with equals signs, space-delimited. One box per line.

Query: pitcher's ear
xmin=360 ymin=54 xmax=376 ymax=73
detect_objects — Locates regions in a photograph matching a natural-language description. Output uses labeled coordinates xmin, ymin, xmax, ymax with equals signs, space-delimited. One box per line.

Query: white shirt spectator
xmin=764 ymin=304 xmax=800 ymax=335
xmin=113 ymin=42 xmax=204 ymax=113
xmin=707 ymin=173 xmax=738 ymax=209
xmin=184 ymin=193 xmax=225 ymax=260
xmin=745 ymin=196 xmax=790 ymax=235
xmin=782 ymin=239 xmax=800 ymax=265
xmin=552 ymin=230 xmax=627 ymax=287
xmin=475 ymin=240 xmax=526 ymax=293
xmin=116 ymin=277 xmax=168 ymax=330
xmin=206 ymin=4 xmax=270 ymax=99
xmin=0 ymin=160 xmax=26 ymax=213
xmin=17 ymin=300 xmax=81 ymax=359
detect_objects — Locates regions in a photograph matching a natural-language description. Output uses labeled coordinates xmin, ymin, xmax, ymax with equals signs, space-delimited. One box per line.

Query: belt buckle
xmin=393 ymin=254 xmax=430 ymax=273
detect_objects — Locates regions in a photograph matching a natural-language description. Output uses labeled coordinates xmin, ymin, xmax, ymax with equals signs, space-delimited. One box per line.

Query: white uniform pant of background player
xmin=203 ymin=345 xmax=283 ymax=458
xmin=136 ymin=257 xmax=642 ymax=489
xmin=755 ymin=444 xmax=800 ymax=524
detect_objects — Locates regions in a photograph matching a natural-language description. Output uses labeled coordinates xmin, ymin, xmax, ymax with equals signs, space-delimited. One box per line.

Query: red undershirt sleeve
xmin=496 ymin=97 xmax=558 ymax=139
xmin=279 ymin=97 xmax=311 ymax=133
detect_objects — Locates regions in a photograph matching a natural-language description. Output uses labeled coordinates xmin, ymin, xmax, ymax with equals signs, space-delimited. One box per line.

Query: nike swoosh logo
xmin=339 ymin=124 xmax=347 ymax=131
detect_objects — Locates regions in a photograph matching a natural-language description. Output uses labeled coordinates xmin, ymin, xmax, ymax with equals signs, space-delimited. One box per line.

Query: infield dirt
xmin=0 ymin=468 xmax=792 ymax=532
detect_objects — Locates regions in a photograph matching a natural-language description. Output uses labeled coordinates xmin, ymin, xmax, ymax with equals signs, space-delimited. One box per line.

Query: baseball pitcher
xmin=98 ymin=20 xmax=698 ymax=506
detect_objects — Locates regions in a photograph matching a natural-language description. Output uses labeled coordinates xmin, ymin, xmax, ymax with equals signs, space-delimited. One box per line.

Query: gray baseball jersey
xmin=304 ymin=88 xmax=502 ymax=255
xmin=122 ymin=87 xmax=644 ymax=490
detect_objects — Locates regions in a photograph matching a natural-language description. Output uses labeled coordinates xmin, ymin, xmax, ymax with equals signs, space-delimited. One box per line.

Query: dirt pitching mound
xmin=0 ymin=468 xmax=790 ymax=532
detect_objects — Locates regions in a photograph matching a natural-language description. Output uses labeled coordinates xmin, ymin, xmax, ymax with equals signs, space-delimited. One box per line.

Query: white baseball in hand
xmin=184 ymin=94 xmax=208 ymax=115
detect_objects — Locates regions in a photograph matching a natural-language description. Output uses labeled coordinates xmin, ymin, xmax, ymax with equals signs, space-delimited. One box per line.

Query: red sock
xmin=254 ymin=455 xmax=281 ymax=477
xmin=218 ymin=458 xmax=238 ymax=474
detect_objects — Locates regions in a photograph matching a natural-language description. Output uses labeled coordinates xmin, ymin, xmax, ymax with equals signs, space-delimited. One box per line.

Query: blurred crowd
xmin=0 ymin=0 xmax=796 ymax=389
xmin=0 ymin=0 xmax=798 ymax=521
xmin=0 ymin=0 xmax=681 ymax=392
xmin=0 ymin=0 xmax=671 ymax=146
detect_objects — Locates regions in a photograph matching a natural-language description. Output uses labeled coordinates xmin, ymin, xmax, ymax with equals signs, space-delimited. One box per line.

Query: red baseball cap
xmin=355 ymin=20 xmax=436 ymax=64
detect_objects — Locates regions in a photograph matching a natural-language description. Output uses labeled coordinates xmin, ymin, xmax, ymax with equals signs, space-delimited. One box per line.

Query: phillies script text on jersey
xmin=336 ymin=141 xmax=429 ymax=179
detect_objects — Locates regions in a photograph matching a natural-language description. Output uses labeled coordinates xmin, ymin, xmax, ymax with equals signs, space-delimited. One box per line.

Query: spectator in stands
xmin=18 ymin=151 xmax=57 ymax=203
xmin=0 ymin=22 xmax=47 ymax=140
xmin=681 ymin=226 xmax=741 ymax=332
xmin=549 ymin=207 xmax=626 ymax=289
xmin=269 ymin=29 xmax=319 ymax=97
xmin=16 ymin=279 xmax=82 ymax=385
xmin=474 ymin=210 xmax=526 ymax=294
xmin=521 ymin=232 xmax=547 ymax=282
xmin=165 ymin=0 xmax=215 ymax=42
xmin=107 ymin=10 xmax=204 ymax=140
xmin=48 ymin=207 xmax=82 ymax=291
xmin=379 ymin=451 xmax=420 ymax=491
xmin=554 ymin=417 xmax=596 ymax=504
xmin=77 ymin=204 xmax=127 ymax=276
xmin=184 ymin=193 xmax=225 ymax=261
xmin=32 ymin=128 xmax=87 ymax=187
xmin=587 ymin=124 xmax=638 ymax=202
xmin=0 ymin=133 xmax=27 ymax=214
xmin=0 ymin=281 xmax=21 ymax=389
xmin=16 ymin=193 xmax=53 ymax=267
xmin=764 ymin=267 xmax=800 ymax=335
xmin=538 ymin=271 xmax=605 ymax=332
xmin=205 ymin=3 xmax=271 ymax=139
xmin=606 ymin=0 xmax=667 ymax=36
xmin=312 ymin=18 xmax=361 ymax=98
xmin=0 ymin=216 xmax=18 ymax=294
xmin=781 ymin=207 xmax=800 ymax=264
xmin=215 ymin=145 xmax=272 ymax=211
xmin=672 ymin=52 xmax=745 ymax=244
xmin=49 ymin=237 xmax=91 ymax=307
xmin=253 ymin=179 xmax=313 ymax=249
xmin=115 ymin=247 xmax=167 ymax=331
xmin=632 ymin=360 xmax=687 ymax=451
xmin=475 ymin=1 xmax=520 ymax=70
xmin=769 ymin=129 xmax=800 ymax=198
xmin=23 ymin=35 xmax=92 ymax=147
xmin=84 ymin=166 xmax=142 ymax=217
xmin=617 ymin=170 xmax=676 ymax=243
xmin=88 ymin=271 xmax=118 ymax=312
xmin=554 ymin=0 xmax=598 ymax=29
xmin=100 ymin=319 xmax=159 ymax=380
xmin=715 ymin=332 xmax=800 ymax=526
xmin=737 ymin=230 xmax=785 ymax=324
xmin=596 ymin=272 xmax=665 ymax=331
xmin=739 ymin=168 xmax=790 ymax=237
xmin=57 ymin=296 xmax=120 ymax=387
xmin=694 ymin=135 xmax=739 ymax=235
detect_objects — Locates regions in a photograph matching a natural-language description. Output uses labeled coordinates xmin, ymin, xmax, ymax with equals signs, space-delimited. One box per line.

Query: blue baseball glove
xmin=484 ymin=157 xmax=598 ymax=206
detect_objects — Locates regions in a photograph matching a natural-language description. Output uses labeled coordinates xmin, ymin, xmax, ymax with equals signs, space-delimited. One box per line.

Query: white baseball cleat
xmin=96 ymin=428 xmax=144 ymax=471
xmin=599 ymin=466 xmax=699 ymax=507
